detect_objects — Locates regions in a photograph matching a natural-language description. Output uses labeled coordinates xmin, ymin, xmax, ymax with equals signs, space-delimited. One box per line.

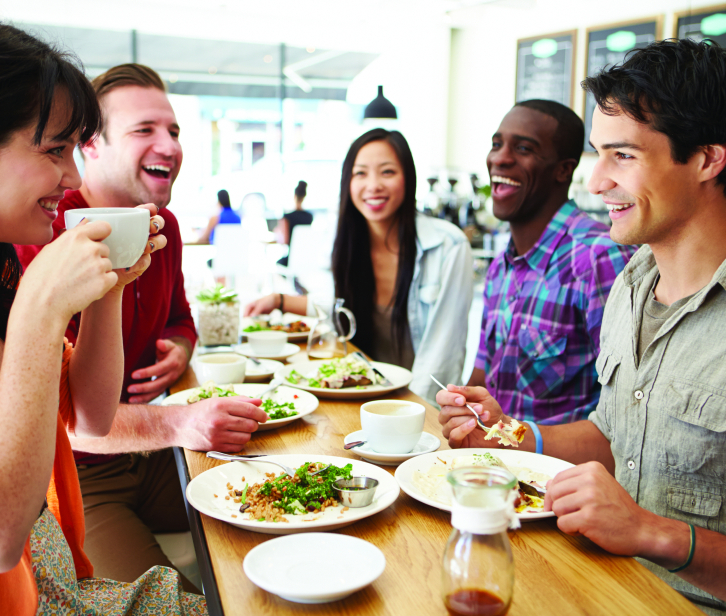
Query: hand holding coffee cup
xmin=65 ymin=205 xmax=166 ymax=275
xmin=360 ymin=400 xmax=426 ymax=454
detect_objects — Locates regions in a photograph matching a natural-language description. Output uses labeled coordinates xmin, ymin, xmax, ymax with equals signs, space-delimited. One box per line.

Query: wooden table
xmin=171 ymin=348 xmax=702 ymax=616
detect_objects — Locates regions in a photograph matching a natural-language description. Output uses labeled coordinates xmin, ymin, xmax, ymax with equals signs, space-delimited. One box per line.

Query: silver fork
xmin=429 ymin=375 xmax=491 ymax=433
xmin=206 ymin=452 xmax=331 ymax=477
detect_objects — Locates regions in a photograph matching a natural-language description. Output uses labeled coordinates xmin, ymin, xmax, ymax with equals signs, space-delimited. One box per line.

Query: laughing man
xmin=467 ymin=100 xmax=635 ymax=429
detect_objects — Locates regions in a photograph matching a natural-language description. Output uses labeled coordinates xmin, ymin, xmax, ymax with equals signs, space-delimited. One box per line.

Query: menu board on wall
xmin=675 ymin=4 xmax=726 ymax=45
xmin=583 ymin=19 xmax=660 ymax=152
xmin=515 ymin=31 xmax=576 ymax=108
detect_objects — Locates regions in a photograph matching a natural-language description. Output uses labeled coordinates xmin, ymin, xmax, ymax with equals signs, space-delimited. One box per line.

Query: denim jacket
xmin=407 ymin=214 xmax=473 ymax=402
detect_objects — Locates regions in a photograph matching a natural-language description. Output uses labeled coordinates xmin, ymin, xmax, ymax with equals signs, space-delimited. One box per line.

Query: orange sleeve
xmin=46 ymin=340 xmax=94 ymax=580
xmin=0 ymin=538 xmax=38 ymax=616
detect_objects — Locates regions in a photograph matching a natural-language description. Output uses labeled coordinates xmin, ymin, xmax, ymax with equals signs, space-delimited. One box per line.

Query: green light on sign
xmin=702 ymin=14 xmax=726 ymax=37
xmin=532 ymin=38 xmax=558 ymax=58
xmin=606 ymin=30 xmax=637 ymax=52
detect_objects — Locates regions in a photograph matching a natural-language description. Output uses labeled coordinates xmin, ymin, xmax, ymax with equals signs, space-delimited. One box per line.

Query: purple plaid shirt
xmin=475 ymin=200 xmax=636 ymax=424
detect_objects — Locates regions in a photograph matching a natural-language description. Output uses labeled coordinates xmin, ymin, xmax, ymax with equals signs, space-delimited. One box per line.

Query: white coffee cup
xmin=360 ymin=400 xmax=426 ymax=454
xmin=246 ymin=330 xmax=287 ymax=355
xmin=64 ymin=207 xmax=150 ymax=269
xmin=195 ymin=353 xmax=247 ymax=385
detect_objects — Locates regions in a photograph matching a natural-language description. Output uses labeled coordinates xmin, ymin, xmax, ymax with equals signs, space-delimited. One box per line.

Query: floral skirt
xmin=30 ymin=509 xmax=207 ymax=616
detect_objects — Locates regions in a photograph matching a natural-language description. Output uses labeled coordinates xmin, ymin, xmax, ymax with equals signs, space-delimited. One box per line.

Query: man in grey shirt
xmin=436 ymin=38 xmax=726 ymax=613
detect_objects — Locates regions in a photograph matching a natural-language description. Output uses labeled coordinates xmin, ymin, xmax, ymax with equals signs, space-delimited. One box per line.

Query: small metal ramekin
xmin=332 ymin=477 xmax=379 ymax=507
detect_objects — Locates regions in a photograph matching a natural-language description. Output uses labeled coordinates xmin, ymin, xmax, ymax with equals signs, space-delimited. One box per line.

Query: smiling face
xmin=0 ymin=92 xmax=82 ymax=245
xmin=349 ymin=140 xmax=406 ymax=224
xmin=486 ymin=106 xmax=563 ymax=223
xmin=588 ymin=105 xmax=703 ymax=247
xmin=83 ymin=85 xmax=182 ymax=208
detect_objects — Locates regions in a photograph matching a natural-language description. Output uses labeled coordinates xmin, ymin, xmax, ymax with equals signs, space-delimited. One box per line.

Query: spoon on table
xmin=344 ymin=440 xmax=367 ymax=450
xmin=429 ymin=375 xmax=491 ymax=433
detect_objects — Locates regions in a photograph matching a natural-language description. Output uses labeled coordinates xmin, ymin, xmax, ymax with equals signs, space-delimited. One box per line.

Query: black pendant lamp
xmin=363 ymin=85 xmax=397 ymax=119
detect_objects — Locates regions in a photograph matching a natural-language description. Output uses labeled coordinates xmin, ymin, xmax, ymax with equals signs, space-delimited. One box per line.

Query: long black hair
xmin=331 ymin=129 xmax=417 ymax=359
xmin=0 ymin=24 xmax=102 ymax=340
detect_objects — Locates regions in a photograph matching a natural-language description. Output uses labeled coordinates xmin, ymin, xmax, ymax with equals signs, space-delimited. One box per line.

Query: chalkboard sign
xmin=583 ymin=19 xmax=660 ymax=153
xmin=675 ymin=5 xmax=726 ymax=46
xmin=516 ymin=31 xmax=576 ymax=108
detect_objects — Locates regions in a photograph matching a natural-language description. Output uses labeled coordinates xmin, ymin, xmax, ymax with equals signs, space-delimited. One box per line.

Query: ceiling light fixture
xmin=363 ymin=86 xmax=397 ymax=119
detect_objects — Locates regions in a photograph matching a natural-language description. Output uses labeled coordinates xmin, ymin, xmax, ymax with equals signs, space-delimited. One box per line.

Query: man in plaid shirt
xmin=470 ymin=100 xmax=636 ymax=424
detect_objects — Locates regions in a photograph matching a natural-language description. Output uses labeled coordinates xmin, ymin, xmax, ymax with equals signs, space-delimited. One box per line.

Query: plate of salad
xmin=161 ymin=382 xmax=319 ymax=430
xmin=275 ymin=356 xmax=413 ymax=399
xmin=241 ymin=314 xmax=316 ymax=342
xmin=186 ymin=454 xmax=400 ymax=534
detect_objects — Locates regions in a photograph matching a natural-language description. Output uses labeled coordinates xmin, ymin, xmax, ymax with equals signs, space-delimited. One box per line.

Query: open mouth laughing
xmin=491 ymin=174 xmax=522 ymax=199
xmin=38 ymin=198 xmax=60 ymax=213
xmin=142 ymin=164 xmax=172 ymax=180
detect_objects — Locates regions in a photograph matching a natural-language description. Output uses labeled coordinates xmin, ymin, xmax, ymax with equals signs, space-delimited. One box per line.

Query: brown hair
xmin=92 ymin=63 xmax=165 ymax=99
xmin=89 ymin=64 xmax=165 ymax=142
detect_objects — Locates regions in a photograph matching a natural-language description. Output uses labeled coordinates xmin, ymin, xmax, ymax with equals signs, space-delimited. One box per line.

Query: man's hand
xmin=436 ymin=384 xmax=505 ymax=448
xmin=175 ymin=396 xmax=269 ymax=452
xmin=544 ymin=461 xmax=652 ymax=556
xmin=128 ymin=339 xmax=189 ymax=403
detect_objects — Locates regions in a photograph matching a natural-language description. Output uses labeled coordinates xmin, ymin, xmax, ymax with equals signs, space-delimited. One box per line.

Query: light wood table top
xmin=173 ymin=347 xmax=701 ymax=616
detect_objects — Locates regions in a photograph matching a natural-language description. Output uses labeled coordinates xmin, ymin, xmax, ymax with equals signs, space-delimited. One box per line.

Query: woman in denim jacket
xmin=246 ymin=129 xmax=473 ymax=402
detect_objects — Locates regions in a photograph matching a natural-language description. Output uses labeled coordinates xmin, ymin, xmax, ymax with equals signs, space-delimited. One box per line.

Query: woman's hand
xmin=20 ymin=219 xmax=118 ymax=323
xmin=113 ymin=204 xmax=167 ymax=289
xmin=244 ymin=293 xmax=280 ymax=317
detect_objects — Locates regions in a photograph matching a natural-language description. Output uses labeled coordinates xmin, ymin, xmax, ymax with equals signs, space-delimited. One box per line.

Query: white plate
xmin=275 ymin=360 xmax=413 ymax=399
xmin=185 ymin=454 xmax=399 ymax=534
xmin=162 ymin=384 xmax=318 ymax=431
xmin=242 ymin=358 xmax=284 ymax=382
xmin=241 ymin=314 xmax=315 ymax=342
xmin=395 ymin=449 xmax=574 ymax=521
xmin=344 ymin=430 xmax=441 ymax=466
xmin=243 ymin=533 xmax=385 ymax=603
xmin=236 ymin=342 xmax=301 ymax=361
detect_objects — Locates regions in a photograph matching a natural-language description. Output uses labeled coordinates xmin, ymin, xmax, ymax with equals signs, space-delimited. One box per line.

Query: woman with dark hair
xmin=197 ymin=188 xmax=240 ymax=244
xmin=275 ymin=180 xmax=313 ymax=266
xmin=246 ymin=129 xmax=473 ymax=400
xmin=0 ymin=24 xmax=205 ymax=615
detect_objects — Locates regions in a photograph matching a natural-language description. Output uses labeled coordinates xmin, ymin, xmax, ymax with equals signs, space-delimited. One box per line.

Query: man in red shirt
xmin=16 ymin=64 xmax=267 ymax=592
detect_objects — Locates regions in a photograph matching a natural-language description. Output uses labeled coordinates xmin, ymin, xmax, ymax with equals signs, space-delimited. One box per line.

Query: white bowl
xmin=246 ymin=330 xmax=287 ymax=355
xmin=360 ymin=399 xmax=425 ymax=454
xmin=65 ymin=207 xmax=149 ymax=269
xmin=243 ymin=533 xmax=385 ymax=603
xmin=194 ymin=352 xmax=246 ymax=385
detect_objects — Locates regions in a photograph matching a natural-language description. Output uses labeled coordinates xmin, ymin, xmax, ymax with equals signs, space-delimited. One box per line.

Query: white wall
xmin=446 ymin=0 xmax=722 ymax=186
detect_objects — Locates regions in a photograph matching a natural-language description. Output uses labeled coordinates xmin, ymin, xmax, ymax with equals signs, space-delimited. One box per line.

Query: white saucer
xmin=235 ymin=342 xmax=301 ymax=361
xmin=344 ymin=430 xmax=441 ymax=466
xmin=243 ymin=533 xmax=385 ymax=603
xmin=241 ymin=358 xmax=284 ymax=382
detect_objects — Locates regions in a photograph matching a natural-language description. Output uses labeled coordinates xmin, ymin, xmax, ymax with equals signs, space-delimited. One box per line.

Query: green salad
xmin=259 ymin=462 xmax=353 ymax=514
xmin=186 ymin=381 xmax=298 ymax=420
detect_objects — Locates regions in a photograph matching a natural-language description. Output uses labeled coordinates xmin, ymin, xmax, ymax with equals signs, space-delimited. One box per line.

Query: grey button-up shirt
xmin=589 ymin=245 xmax=726 ymax=614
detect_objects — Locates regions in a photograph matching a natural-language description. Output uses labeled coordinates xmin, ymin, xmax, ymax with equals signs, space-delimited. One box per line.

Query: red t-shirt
xmin=15 ymin=191 xmax=197 ymax=465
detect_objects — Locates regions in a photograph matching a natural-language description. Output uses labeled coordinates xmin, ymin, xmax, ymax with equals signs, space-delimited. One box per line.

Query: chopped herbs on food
xmin=286 ymin=370 xmax=303 ymax=384
xmin=187 ymin=381 xmax=238 ymax=403
xmin=300 ymin=355 xmax=380 ymax=390
xmin=260 ymin=398 xmax=298 ymax=420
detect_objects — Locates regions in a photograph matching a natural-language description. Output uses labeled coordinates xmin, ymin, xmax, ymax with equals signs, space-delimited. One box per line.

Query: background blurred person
xmin=0 ymin=24 xmax=206 ymax=615
xmin=246 ymin=129 xmax=473 ymax=401
xmin=196 ymin=188 xmax=240 ymax=244
xmin=16 ymin=62 xmax=267 ymax=592
xmin=275 ymin=180 xmax=312 ymax=266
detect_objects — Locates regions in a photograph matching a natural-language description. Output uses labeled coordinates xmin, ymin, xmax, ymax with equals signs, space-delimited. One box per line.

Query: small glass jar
xmin=442 ymin=467 xmax=517 ymax=616
xmin=198 ymin=300 xmax=240 ymax=346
